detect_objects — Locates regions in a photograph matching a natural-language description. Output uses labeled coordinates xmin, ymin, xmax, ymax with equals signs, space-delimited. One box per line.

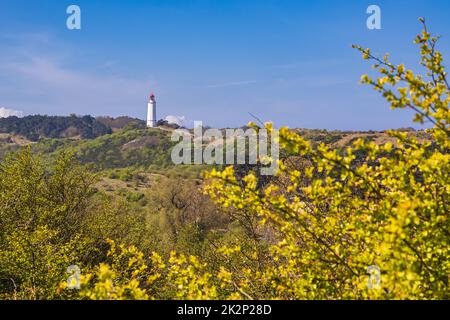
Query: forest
xmin=0 ymin=114 xmax=112 ymax=141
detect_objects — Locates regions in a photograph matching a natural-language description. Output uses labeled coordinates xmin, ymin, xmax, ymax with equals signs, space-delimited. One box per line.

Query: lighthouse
xmin=147 ymin=92 xmax=156 ymax=128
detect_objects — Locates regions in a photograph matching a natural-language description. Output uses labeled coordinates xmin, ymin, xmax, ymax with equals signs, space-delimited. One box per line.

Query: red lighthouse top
xmin=149 ymin=92 xmax=155 ymax=101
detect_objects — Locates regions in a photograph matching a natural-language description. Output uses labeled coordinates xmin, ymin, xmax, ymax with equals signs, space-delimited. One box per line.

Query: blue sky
xmin=0 ymin=0 xmax=450 ymax=130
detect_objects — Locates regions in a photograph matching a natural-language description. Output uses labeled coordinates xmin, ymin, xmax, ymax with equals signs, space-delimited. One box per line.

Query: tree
xmin=0 ymin=149 xmax=98 ymax=299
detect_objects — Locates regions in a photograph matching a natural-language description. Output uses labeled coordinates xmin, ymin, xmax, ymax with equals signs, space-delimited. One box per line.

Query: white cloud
xmin=0 ymin=107 xmax=23 ymax=118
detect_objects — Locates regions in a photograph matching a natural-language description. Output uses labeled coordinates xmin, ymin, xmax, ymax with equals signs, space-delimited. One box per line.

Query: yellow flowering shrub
xmin=76 ymin=240 xmax=219 ymax=300
xmin=204 ymin=19 xmax=449 ymax=299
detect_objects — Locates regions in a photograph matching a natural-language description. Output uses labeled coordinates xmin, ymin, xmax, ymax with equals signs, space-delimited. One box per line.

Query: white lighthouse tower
xmin=147 ymin=92 xmax=156 ymax=128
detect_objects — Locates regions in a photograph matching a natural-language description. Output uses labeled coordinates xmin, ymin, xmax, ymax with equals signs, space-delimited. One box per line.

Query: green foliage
xmin=0 ymin=148 xmax=94 ymax=299
xmin=66 ymin=128 xmax=175 ymax=170
xmin=0 ymin=227 xmax=83 ymax=299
